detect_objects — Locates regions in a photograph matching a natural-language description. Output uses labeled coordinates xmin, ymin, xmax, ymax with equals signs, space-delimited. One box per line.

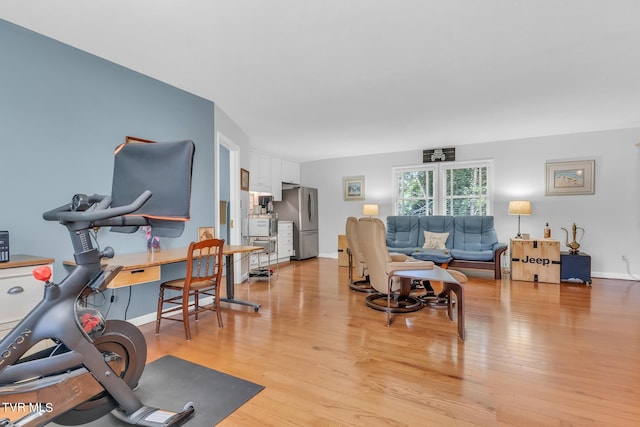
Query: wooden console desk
xmin=0 ymin=254 xmax=54 ymax=270
xmin=65 ymin=245 xmax=263 ymax=312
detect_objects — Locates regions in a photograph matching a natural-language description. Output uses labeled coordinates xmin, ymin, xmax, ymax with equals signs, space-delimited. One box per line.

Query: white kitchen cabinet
xmin=282 ymin=160 xmax=300 ymax=184
xmin=250 ymin=151 xmax=300 ymax=198
xmin=249 ymin=150 xmax=272 ymax=193
xmin=271 ymin=157 xmax=283 ymax=201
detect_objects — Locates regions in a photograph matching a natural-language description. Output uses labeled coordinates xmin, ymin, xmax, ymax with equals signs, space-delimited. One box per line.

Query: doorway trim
xmin=215 ymin=131 xmax=242 ymax=283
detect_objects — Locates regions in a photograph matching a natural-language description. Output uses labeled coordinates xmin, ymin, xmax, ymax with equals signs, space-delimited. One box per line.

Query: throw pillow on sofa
xmin=422 ymin=231 xmax=449 ymax=249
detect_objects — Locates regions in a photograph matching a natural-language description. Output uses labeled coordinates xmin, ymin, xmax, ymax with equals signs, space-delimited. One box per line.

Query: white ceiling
xmin=3 ymin=1 xmax=640 ymax=163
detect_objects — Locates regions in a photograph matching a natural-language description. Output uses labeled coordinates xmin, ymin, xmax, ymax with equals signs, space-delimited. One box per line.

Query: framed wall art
xmin=198 ymin=227 xmax=215 ymax=241
xmin=545 ymin=160 xmax=595 ymax=195
xmin=343 ymin=176 xmax=365 ymax=201
xmin=240 ymin=168 xmax=250 ymax=191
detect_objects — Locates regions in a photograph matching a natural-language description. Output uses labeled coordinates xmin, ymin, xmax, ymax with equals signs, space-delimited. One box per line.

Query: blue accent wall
xmin=0 ymin=19 xmax=216 ymax=318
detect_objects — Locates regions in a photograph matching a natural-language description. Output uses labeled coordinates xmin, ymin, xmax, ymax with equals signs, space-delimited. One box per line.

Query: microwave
xmin=248 ymin=216 xmax=278 ymax=237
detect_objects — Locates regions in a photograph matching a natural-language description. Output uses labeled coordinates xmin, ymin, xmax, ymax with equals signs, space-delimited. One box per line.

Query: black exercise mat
xmin=53 ymin=355 xmax=264 ymax=426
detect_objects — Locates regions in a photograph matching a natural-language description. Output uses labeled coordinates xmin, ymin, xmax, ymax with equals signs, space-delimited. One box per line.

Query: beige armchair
xmin=356 ymin=217 xmax=431 ymax=316
xmin=357 ymin=217 xmax=467 ymax=340
xmin=345 ymin=216 xmax=373 ymax=292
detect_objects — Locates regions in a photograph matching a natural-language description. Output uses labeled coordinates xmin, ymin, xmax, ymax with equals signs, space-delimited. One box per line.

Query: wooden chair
xmin=156 ymin=239 xmax=225 ymax=340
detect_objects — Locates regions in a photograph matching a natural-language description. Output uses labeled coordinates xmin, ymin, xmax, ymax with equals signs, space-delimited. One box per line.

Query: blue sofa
xmin=386 ymin=215 xmax=507 ymax=279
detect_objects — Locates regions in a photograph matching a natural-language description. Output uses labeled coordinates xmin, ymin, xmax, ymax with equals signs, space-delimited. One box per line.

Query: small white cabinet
xmin=0 ymin=266 xmax=46 ymax=325
xmin=0 ymin=255 xmax=54 ymax=353
xmin=278 ymin=221 xmax=294 ymax=260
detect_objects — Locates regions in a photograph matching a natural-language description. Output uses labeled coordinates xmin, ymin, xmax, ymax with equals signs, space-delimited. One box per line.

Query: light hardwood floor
xmin=141 ymin=258 xmax=640 ymax=426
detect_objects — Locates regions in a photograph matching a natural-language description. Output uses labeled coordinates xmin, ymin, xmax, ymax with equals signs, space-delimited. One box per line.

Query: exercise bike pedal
xmin=111 ymin=402 xmax=195 ymax=426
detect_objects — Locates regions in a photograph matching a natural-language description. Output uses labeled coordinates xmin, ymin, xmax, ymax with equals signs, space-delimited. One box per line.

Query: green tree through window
xmin=444 ymin=164 xmax=488 ymax=215
xmin=395 ymin=167 xmax=434 ymax=215
xmin=393 ymin=161 xmax=492 ymax=216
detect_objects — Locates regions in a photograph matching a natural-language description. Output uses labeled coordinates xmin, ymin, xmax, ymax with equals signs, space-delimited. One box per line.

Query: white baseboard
xmin=319 ymin=253 xmax=337 ymax=259
xmin=592 ymin=271 xmax=639 ymax=281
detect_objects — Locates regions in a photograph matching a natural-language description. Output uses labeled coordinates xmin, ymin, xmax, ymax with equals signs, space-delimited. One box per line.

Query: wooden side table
xmin=510 ymin=238 xmax=561 ymax=283
xmin=560 ymin=252 xmax=592 ymax=286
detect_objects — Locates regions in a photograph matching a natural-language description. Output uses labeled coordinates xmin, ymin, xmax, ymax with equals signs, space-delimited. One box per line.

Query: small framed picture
xmin=545 ymin=160 xmax=595 ymax=196
xmin=240 ymin=168 xmax=250 ymax=191
xmin=198 ymin=227 xmax=215 ymax=241
xmin=343 ymin=176 xmax=365 ymax=201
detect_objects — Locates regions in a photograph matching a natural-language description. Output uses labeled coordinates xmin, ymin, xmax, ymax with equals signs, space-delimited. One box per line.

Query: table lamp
xmin=508 ymin=200 xmax=531 ymax=238
xmin=362 ymin=204 xmax=379 ymax=217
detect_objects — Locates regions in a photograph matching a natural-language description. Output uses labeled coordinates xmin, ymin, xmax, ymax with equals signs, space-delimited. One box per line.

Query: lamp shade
xmin=508 ymin=200 xmax=531 ymax=215
xmin=362 ymin=204 xmax=379 ymax=216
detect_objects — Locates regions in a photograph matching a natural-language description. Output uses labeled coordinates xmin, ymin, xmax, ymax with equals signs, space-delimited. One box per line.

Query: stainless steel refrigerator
xmin=273 ymin=187 xmax=319 ymax=260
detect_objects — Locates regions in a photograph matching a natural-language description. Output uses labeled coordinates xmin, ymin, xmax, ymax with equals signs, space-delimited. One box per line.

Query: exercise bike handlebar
xmin=43 ymin=190 xmax=152 ymax=224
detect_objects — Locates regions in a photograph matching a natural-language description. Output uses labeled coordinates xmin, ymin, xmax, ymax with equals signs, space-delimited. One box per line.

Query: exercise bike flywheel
xmin=53 ymin=320 xmax=147 ymax=426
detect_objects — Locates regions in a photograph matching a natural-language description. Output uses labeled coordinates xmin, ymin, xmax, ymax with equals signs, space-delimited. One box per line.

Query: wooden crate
xmin=338 ymin=234 xmax=349 ymax=267
xmin=510 ymin=239 xmax=560 ymax=283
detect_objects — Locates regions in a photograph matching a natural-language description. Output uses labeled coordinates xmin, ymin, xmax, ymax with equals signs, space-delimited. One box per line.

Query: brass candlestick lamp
xmin=508 ymin=200 xmax=531 ymax=238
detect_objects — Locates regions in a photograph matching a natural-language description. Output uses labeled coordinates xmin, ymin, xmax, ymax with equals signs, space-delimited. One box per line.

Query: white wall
xmin=302 ymin=128 xmax=640 ymax=279
xmin=214 ymin=104 xmax=252 ymax=231
xmin=214 ymin=105 xmax=251 ymax=166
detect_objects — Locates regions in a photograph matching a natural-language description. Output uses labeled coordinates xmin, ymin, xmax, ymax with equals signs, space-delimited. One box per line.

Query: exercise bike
xmin=0 ymin=191 xmax=194 ymax=426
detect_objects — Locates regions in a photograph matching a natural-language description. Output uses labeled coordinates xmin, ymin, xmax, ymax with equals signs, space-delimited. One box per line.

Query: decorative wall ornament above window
xmin=423 ymin=147 xmax=455 ymax=163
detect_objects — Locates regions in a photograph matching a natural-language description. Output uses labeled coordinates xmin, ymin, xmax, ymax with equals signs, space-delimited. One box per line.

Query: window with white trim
xmin=393 ymin=160 xmax=493 ymax=216
xmin=394 ymin=165 xmax=436 ymax=216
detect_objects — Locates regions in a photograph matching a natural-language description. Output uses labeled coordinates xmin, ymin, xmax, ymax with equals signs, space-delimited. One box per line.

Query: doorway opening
xmin=215 ymin=131 xmax=242 ymax=282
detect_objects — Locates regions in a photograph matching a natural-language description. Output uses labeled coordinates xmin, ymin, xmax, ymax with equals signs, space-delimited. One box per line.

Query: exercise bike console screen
xmin=111 ymin=140 xmax=195 ymax=237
